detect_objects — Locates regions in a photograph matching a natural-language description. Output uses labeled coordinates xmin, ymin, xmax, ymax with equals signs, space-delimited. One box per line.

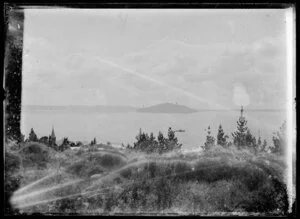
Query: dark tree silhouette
xmin=28 ymin=128 xmax=38 ymax=142
xmin=203 ymin=126 xmax=215 ymax=150
xmin=272 ymin=121 xmax=286 ymax=155
xmin=232 ymin=106 xmax=248 ymax=149
xmin=217 ymin=124 xmax=229 ymax=147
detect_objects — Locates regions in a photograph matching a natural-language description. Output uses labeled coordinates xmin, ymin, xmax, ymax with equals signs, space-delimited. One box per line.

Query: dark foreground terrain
xmin=5 ymin=142 xmax=289 ymax=216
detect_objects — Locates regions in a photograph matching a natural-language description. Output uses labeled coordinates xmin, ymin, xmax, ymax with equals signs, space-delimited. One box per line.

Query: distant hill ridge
xmin=137 ymin=103 xmax=198 ymax=114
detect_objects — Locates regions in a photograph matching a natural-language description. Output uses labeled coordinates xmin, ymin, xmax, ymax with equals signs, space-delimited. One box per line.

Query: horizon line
xmin=21 ymin=104 xmax=287 ymax=111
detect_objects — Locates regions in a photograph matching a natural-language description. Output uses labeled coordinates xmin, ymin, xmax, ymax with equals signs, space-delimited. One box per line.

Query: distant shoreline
xmin=22 ymin=105 xmax=287 ymax=113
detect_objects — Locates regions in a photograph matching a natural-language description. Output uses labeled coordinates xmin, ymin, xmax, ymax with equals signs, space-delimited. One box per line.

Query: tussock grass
xmin=8 ymin=144 xmax=289 ymax=216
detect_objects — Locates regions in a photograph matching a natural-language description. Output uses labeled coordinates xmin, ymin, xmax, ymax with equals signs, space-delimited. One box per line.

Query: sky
xmin=22 ymin=8 xmax=290 ymax=109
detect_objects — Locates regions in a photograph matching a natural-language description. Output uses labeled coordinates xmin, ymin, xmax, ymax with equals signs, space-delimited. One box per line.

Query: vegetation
xmin=217 ymin=124 xmax=229 ymax=148
xmin=203 ymin=126 xmax=216 ymax=150
xmin=128 ymin=127 xmax=182 ymax=154
xmin=5 ymin=108 xmax=291 ymax=216
xmin=271 ymin=121 xmax=286 ymax=155
xmin=6 ymin=142 xmax=289 ymax=216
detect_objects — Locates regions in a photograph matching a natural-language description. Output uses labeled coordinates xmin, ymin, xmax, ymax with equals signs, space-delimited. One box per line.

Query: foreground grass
xmin=6 ymin=142 xmax=289 ymax=216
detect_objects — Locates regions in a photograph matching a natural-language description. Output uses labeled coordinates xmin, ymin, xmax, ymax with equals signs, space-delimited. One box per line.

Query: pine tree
xmin=60 ymin=137 xmax=70 ymax=152
xmin=232 ymin=106 xmax=248 ymax=149
xmin=217 ymin=124 xmax=228 ymax=147
xmin=136 ymin=128 xmax=142 ymax=142
xmin=157 ymin=131 xmax=165 ymax=145
xmin=245 ymin=130 xmax=257 ymax=152
xmin=257 ymin=135 xmax=262 ymax=148
xmin=157 ymin=131 xmax=165 ymax=153
xmin=167 ymin=127 xmax=178 ymax=144
xmin=261 ymin=139 xmax=268 ymax=153
xmin=150 ymin=132 xmax=155 ymax=142
xmin=20 ymin=133 xmax=25 ymax=143
xmin=272 ymin=121 xmax=286 ymax=155
xmin=204 ymin=126 xmax=215 ymax=150
xmin=28 ymin=128 xmax=38 ymax=142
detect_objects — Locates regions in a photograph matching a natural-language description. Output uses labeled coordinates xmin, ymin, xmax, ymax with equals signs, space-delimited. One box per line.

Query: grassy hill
xmin=6 ymin=142 xmax=289 ymax=216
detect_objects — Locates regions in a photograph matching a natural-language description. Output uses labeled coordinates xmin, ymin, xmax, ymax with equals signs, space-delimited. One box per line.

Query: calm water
xmin=21 ymin=108 xmax=286 ymax=150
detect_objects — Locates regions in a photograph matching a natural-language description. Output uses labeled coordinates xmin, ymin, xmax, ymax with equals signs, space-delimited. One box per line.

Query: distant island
xmin=137 ymin=103 xmax=198 ymax=114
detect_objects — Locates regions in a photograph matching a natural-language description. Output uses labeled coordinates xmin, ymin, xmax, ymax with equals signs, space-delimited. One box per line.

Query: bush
xmin=66 ymin=153 xmax=126 ymax=178
xmin=4 ymin=152 xmax=23 ymax=215
xmin=19 ymin=142 xmax=55 ymax=169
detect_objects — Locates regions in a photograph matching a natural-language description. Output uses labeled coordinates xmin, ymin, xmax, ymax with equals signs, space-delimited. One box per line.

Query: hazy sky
xmin=22 ymin=9 xmax=290 ymax=109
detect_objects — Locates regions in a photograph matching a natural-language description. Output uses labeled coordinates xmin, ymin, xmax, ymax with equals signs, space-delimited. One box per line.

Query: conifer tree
xmin=244 ymin=130 xmax=257 ymax=153
xmin=28 ymin=128 xmax=38 ymax=142
xmin=167 ymin=127 xmax=178 ymax=144
xmin=272 ymin=121 xmax=286 ymax=155
xmin=60 ymin=137 xmax=70 ymax=152
xmin=157 ymin=131 xmax=165 ymax=145
xmin=217 ymin=124 xmax=228 ymax=147
xmin=157 ymin=131 xmax=165 ymax=153
xmin=257 ymin=135 xmax=262 ymax=149
xmin=261 ymin=139 xmax=268 ymax=153
xmin=150 ymin=132 xmax=155 ymax=142
xmin=204 ymin=126 xmax=215 ymax=150
xmin=232 ymin=106 xmax=248 ymax=149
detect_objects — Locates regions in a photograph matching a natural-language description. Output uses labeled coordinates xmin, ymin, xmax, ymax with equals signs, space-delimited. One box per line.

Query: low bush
xmin=19 ymin=142 xmax=56 ymax=169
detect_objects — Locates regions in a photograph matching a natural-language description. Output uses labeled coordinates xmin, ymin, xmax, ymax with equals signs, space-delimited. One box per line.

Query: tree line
xmin=21 ymin=109 xmax=287 ymax=155
xmin=129 ymin=111 xmax=287 ymax=155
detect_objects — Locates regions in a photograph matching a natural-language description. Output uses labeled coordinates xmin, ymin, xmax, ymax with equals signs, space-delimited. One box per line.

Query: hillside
xmin=137 ymin=103 xmax=198 ymax=114
xmin=8 ymin=143 xmax=288 ymax=216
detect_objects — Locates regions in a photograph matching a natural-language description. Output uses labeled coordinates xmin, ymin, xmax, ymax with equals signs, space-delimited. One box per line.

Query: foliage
xmin=91 ymin=138 xmax=97 ymax=145
xmin=217 ymin=124 xmax=229 ymax=147
xmin=271 ymin=121 xmax=286 ymax=155
xmin=203 ymin=126 xmax=215 ymax=150
xmin=28 ymin=128 xmax=38 ymax=142
xmin=4 ymin=152 xmax=23 ymax=215
xmin=232 ymin=115 xmax=248 ymax=149
xmin=19 ymin=142 xmax=56 ymax=169
xmin=39 ymin=136 xmax=49 ymax=145
xmin=130 ymin=127 xmax=181 ymax=154
xmin=59 ymin=138 xmax=71 ymax=152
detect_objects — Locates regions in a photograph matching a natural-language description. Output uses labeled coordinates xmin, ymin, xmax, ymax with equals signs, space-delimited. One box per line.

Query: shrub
xmin=4 ymin=152 xmax=23 ymax=215
xmin=19 ymin=142 xmax=55 ymax=169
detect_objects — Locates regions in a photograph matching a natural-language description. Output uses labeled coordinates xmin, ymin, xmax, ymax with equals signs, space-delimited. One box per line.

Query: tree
xmin=203 ymin=126 xmax=215 ymax=150
xmin=60 ymin=137 xmax=70 ymax=152
xmin=167 ymin=127 xmax=178 ymax=144
xmin=39 ymin=136 xmax=49 ymax=145
xmin=232 ymin=107 xmax=248 ymax=149
xmin=131 ymin=128 xmax=180 ymax=154
xmin=28 ymin=128 xmax=38 ymax=142
xmin=20 ymin=133 xmax=25 ymax=143
xmin=245 ymin=130 xmax=257 ymax=153
xmin=90 ymin=137 xmax=97 ymax=145
xmin=76 ymin=141 xmax=83 ymax=146
xmin=157 ymin=131 xmax=166 ymax=153
xmin=157 ymin=131 xmax=165 ymax=146
xmin=261 ymin=139 xmax=268 ymax=153
xmin=272 ymin=121 xmax=286 ymax=155
xmin=150 ymin=132 xmax=155 ymax=142
xmin=257 ymin=135 xmax=262 ymax=150
xmin=217 ymin=124 xmax=228 ymax=147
